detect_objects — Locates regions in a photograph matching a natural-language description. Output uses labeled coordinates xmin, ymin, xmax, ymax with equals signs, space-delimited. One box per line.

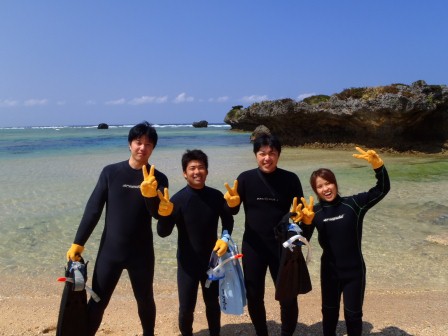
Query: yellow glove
xmin=290 ymin=197 xmax=303 ymax=223
xmin=301 ymin=196 xmax=315 ymax=225
xmin=140 ymin=165 xmax=158 ymax=198
xmin=213 ymin=239 xmax=228 ymax=257
xmin=224 ymin=180 xmax=240 ymax=208
xmin=157 ymin=188 xmax=174 ymax=216
xmin=353 ymin=146 xmax=384 ymax=169
xmin=66 ymin=243 xmax=84 ymax=261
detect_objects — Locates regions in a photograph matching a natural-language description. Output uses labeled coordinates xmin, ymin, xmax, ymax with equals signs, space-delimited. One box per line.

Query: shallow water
xmin=0 ymin=126 xmax=447 ymax=291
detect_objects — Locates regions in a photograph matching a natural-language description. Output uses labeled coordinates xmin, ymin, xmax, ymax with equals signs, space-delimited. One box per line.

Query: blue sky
xmin=1 ymin=1 xmax=447 ymax=127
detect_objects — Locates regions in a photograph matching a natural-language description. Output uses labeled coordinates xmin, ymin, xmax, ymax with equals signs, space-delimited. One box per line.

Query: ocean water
xmin=0 ymin=124 xmax=447 ymax=291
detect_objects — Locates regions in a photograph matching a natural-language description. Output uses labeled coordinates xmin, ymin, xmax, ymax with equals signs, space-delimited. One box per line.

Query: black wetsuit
xmin=228 ymin=167 xmax=304 ymax=336
xmin=157 ymin=185 xmax=234 ymax=336
xmin=304 ymin=166 xmax=390 ymax=336
xmin=74 ymin=161 xmax=168 ymax=336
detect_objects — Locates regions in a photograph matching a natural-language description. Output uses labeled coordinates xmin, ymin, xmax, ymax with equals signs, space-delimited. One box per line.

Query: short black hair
xmin=128 ymin=121 xmax=158 ymax=148
xmin=253 ymin=134 xmax=282 ymax=155
xmin=181 ymin=149 xmax=208 ymax=171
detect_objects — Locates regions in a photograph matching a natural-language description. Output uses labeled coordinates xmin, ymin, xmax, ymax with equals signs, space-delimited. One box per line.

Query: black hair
xmin=181 ymin=149 xmax=208 ymax=171
xmin=310 ymin=168 xmax=339 ymax=199
xmin=253 ymin=133 xmax=282 ymax=155
xmin=128 ymin=121 xmax=158 ymax=148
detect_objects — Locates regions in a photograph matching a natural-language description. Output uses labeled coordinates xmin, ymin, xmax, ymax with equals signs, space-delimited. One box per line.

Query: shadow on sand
xmin=192 ymin=320 xmax=415 ymax=335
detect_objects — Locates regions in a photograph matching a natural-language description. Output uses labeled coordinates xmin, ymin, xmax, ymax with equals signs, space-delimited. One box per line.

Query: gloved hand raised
xmin=140 ymin=165 xmax=158 ymax=198
xmin=66 ymin=243 xmax=84 ymax=261
xmin=157 ymin=188 xmax=174 ymax=216
xmin=301 ymin=196 xmax=315 ymax=225
xmin=353 ymin=146 xmax=384 ymax=169
xmin=290 ymin=197 xmax=303 ymax=223
xmin=224 ymin=180 xmax=240 ymax=208
xmin=213 ymin=239 xmax=228 ymax=257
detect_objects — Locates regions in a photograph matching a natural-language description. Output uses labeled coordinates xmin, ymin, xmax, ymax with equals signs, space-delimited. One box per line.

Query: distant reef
xmin=224 ymin=80 xmax=448 ymax=153
xmin=192 ymin=120 xmax=208 ymax=128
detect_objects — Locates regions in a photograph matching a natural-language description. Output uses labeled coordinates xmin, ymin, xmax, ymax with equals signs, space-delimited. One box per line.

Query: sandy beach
xmin=1 ymin=273 xmax=447 ymax=336
xmin=1 ymin=127 xmax=447 ymax=335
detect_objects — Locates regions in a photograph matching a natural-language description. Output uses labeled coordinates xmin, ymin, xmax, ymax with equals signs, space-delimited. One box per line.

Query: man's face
xmin=255 ymin=145 xmax=279 ymax=173
xmin=183 ymin=160 xmax=208 ymax=189
xmin=129 ymin=135 xmax=154 ymax=166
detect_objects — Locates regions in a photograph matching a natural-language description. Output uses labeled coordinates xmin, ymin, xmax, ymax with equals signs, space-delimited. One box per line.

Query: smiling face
xmin=255 ymin=145 xmax=279 ymax=173
xmin=183 ymin=159 xmax=208 ymax=189
xmin=315 ymin=176 xmax=338 ymax=202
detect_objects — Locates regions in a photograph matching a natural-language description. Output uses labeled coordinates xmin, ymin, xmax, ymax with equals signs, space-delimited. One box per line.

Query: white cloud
xmin=297 ymin=93 xmax=316 ymax=101
xmin=0 ymin=99 xmax=19 ymax=107
xmin=207 ymin=96 xmax=229 ymax=103
xmin=86 ymin=100 xmax=96 ymax=105
xmin=128 ymin=95 xmax=168 ymax=105
xmin=217 ymin=96 xmax=229 ymax=102
xmin=105 ymin=98 xmax=126 ymax=105
xmin=24 ymin=99 xmax=48 ymax=106
xmin=240 ymin=95 xmax=268 ymax=103
xmin=57 ymin=101 xmax=66 ymax=106
xmin=173 ymin=92 xmax=194 ymax=103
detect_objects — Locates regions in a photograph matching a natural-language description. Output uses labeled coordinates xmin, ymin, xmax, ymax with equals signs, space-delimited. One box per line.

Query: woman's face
xmin=315 ymin=176 xmax=338 ymax=202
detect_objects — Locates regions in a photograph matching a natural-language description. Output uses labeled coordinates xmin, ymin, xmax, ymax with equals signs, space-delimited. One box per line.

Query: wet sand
xmin=1 ymin=274 xmax=447 ymax=336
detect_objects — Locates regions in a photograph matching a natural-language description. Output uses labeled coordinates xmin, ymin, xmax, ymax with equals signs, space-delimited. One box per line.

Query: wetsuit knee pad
xmin=322 ymin=305 xmax=339 ymax=318
xmin=344 ymin=308 xmax=362 ymax=322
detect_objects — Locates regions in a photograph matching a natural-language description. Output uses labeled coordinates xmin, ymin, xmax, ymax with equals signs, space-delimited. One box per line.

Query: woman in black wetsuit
xmin=224 ymin=134 xmax=305 ymax=336
xmin=300 ymin=147 xmax=390 ymax=336
xmin=156 ymin=149 xmax=234 ymax=336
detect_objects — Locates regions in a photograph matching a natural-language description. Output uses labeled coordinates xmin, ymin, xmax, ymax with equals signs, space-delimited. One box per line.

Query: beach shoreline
xmin=1 ymin=274 xmax=447 ymax=336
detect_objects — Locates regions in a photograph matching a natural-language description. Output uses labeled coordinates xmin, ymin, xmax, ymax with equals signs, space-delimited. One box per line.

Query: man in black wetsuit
xmin=155 ymin=149 xmax=234 ymax=336
xmin=224 ymin=134 xmax=304 ymax=336
xmin=302 ymin=147 xmax=390 ymax=336
xmin=66 ymin=121 xmax=168 ymax=336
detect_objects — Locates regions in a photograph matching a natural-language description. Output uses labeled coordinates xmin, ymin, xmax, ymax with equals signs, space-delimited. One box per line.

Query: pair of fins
xmin=207 ymin=238 xmax=246 ymax=315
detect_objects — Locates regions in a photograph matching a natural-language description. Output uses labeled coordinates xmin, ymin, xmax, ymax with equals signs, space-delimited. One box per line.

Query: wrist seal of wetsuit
xmin=67 ymin=243 xmax=84 ymax=261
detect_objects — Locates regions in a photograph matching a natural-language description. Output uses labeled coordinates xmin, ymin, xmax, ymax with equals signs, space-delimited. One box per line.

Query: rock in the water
xmin=250 ymin=125 xmax=271 ymax=142
xmin=192 ymin=120 xmax=208 ymax=128
xmin=224 ymin=81 xmax=448 ymax=153
xmin=97 ymin=123 xmax=109 ymax=129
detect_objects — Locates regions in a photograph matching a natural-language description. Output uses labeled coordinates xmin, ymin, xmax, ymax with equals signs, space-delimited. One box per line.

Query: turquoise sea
xmin=0 ymin=124 xmax=447 ymax=291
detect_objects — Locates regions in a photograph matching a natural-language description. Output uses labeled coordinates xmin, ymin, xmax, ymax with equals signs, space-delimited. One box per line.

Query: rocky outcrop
xmin=224 ymin=81 xmax=448 ymax=152
xmin=97 ymin=123 xmax=109 ymax=129
xmin=192 ymin=120 xmax=208 ymax=128
xmin=250 ymin=125 xmax=271 ymax=141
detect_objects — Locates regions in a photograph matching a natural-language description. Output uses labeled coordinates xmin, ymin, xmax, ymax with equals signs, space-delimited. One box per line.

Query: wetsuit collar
xmin=319 ymin=194 xmax=342 ymax=206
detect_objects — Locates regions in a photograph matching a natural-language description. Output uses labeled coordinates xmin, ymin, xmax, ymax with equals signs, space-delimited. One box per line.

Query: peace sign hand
xmin=353 ymin=146 xmax=384 ymax=169
xmin=290 ymin=197 xmax=304 ymax=223
xmin=301 ymin=196 xmax=315 ymax=225
xmin=140 ymin=165 xmax=158 ymax=198
xmin=157 ymin=188 xmax=173 ymax=216
xmin=224 ymin=180 xmax=240 ymax=208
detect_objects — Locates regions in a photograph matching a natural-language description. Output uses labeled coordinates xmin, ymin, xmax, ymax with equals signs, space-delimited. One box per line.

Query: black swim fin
xmin=56 ymin=258 xmax=88 ymax=336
